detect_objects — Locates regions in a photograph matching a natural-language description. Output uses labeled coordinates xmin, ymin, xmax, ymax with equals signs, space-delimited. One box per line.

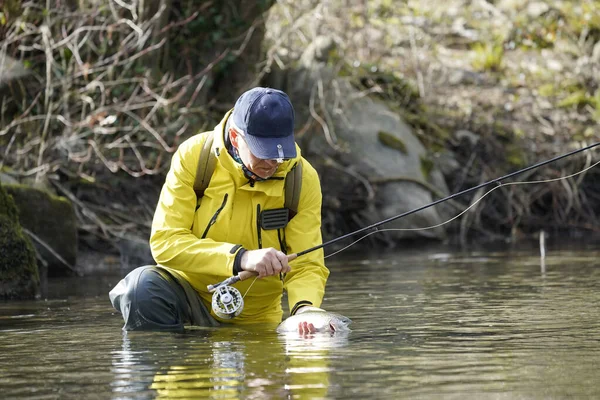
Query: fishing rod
xmin=208 ymin=142 xmax=600 ymax=316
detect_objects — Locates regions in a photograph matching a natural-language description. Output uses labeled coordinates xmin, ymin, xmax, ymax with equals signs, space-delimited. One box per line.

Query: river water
xmin=1 ymin=242 xmax=599 ymax=399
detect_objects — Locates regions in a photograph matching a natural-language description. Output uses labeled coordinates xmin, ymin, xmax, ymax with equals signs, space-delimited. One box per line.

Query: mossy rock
xmin=0 ymin=182 xmax=19 ymax=224
xmin=0 ymin=184 xmax=39 ymax=299
xmin=4 ymin=184 xmax=77 ymax=275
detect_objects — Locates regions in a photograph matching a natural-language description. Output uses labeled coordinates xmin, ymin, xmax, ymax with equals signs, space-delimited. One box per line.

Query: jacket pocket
xmin=201 ymin=193 xmax=228 ymax=239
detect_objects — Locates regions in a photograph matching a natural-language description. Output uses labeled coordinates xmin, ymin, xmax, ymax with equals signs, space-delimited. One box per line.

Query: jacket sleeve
xmin=283 ymin=160 xmax=330 ymax=314
xmin=149 ymin=134 xmax=239 ymax=278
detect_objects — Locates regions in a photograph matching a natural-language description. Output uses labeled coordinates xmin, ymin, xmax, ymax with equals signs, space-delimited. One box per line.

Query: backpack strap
xmin=193 ymin=132 xmax=303 ymax=218
xmin=193 ymin=131 xmax=217 ymax=198
xmin=284 ymin=160 xmax=302 ymax=218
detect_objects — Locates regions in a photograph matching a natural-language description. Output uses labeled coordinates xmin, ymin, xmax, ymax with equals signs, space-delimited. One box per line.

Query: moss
xmin=505 ymin=144 xmax=527 ymax=168
xmin=538 ymin=83 xmax=556 ymax=97
xmin=399 ymin=108 xmax=450 ymax=148
xmin=514 ymin=127 xmax=526 ymax=139
xmin=378 ymin=131 xmax=407 ymax=154
xmin=342 ymin=61 xmax=420 ymax=108
xmin=0 ymin=183 xmax=19 ymax=224
xmin=493 ymin=120 xmax=514 ymax=139
xmin=420 ymin=155 xmax=434 ymax=180
xmin=0 ymin=183 xmax=39 ymax=299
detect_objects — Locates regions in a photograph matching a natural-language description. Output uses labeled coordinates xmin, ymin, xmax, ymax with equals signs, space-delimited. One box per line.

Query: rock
xmin=286 ymin=68 xmax=450 ymax=242
xmin=0 ymin=183 xmax=39 ymax=299
xmin=335 ymin=83 xmax=448 ymax=239
xmin=4 ymin=184 xmax=77 ymax=275
xmin=265 ymin=34 xmax=453 ymax=243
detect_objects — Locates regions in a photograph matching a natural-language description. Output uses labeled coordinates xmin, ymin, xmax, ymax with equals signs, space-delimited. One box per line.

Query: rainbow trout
xmin=276 ymin=308 xmax=352 ymax=333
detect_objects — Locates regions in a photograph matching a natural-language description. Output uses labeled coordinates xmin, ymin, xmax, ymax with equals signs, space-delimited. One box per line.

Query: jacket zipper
xmin=256 ymin=204 xmax=262 ymax=249
xmin=201 ymin=193 xmax=228 ymax=239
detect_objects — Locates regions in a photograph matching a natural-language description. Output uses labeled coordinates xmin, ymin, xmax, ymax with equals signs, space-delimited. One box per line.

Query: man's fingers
xmin=297 ymin=321 xmax=317 ymax=335
xmin=298 ymin=321 xmax=309 ymax=335
xmin=267 ymin=253 xmax=282 ymax=275
xmin=270 ymin=251 xmax=290 ymax=274
xmin=267 ymin=250 xmax=286 ymax=276
xmin=265 ymin=262 xmax=274 ymax=277
xmin=277 ymin=252 xmax=291 ymax=273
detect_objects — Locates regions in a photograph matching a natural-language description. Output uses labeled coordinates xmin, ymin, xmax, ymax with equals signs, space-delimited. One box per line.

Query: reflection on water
xmin=1 ymin=244 xmax=600 ymax=399
xmin=109 ymin=327 xmax=341 ymax=399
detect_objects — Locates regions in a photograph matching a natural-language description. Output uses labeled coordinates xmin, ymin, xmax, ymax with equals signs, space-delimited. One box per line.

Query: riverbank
xmin=1 ymin=0 xmax=599 ymax=279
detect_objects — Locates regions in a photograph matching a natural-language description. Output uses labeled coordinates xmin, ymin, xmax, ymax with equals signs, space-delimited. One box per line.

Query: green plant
xmin=558 ymin=90 xmax=590 ymax=108
xmin=471 ymin=42 xmax=504 ymax=72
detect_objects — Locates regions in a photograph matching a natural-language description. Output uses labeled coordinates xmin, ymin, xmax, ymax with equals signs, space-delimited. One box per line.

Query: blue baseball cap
xmin=231 ymin=87 xmax=297 ymax=160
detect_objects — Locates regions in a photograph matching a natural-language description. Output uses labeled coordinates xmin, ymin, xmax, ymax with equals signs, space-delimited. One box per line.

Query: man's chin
xmin=254 ymin=169 xmax=276 ymax=179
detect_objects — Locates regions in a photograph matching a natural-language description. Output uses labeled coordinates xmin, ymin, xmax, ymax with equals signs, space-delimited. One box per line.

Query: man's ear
xmin=229 ymin=127 xmax=239 ymax=149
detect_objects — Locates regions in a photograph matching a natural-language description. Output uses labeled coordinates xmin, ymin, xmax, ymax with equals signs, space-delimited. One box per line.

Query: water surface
xmin=1 ymin=244 xmax=599 ymax=399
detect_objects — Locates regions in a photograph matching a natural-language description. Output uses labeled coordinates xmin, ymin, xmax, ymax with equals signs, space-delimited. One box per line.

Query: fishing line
xmin=208 ymin=142 xmax=600 ymax=304
xmin=242 ymin=276 xmax=259 ymax=298
xmin=276 ymin=151 xmax=600 ymax=270
xmin=319 ymin=156 xmax=600 ymax=260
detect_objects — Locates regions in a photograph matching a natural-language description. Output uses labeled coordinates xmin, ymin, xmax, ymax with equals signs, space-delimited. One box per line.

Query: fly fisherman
xmin=109 ymin=87 xmax=330 ymax=333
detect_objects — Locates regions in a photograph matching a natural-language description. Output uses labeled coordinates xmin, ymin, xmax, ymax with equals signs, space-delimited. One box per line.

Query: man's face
xmin=230 ymin=128 xmax=282 ymax=179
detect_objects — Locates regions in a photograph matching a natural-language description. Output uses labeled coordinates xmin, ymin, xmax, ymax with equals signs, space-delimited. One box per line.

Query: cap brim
xmin=244 ymin=134 xmax=297 ymax=160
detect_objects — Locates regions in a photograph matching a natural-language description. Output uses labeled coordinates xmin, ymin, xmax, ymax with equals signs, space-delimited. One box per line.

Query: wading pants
xmin=109 ymin=265 xmax=219 ymax=331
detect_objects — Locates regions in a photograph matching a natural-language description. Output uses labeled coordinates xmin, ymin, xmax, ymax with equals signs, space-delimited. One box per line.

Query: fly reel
xmin=211 ymin=285 xmax=244 ymax=319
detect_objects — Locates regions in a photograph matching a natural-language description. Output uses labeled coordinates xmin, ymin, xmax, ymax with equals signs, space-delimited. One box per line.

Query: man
xmin=109 ymin=87 xmax=330 ymax=333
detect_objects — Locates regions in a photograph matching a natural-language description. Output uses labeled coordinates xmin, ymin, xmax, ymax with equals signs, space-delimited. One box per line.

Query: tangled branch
xmin=0 ymin=1 xmax=223 ymax=181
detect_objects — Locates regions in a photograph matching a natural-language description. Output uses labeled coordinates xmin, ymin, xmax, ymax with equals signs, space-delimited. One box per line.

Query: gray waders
xmin=109 ymin=265 xmax=219 ymax=331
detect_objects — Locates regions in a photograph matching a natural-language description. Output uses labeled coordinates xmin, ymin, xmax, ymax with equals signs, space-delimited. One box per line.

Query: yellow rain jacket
xmin=150 ymin=112 xmax=329 ymax=324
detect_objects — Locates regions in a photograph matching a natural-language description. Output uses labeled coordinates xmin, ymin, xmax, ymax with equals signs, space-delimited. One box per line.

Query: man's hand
xmin=295 ymin=305 xmax=322 ymax=335
xmin=241 ymin=248 xmax=291 ymax=278
xmin=298 ymin=321 xmax=316 ymax=335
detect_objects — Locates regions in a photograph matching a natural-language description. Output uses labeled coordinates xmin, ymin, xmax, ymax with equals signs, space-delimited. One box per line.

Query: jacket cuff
xmin=291 ymin=300 xmax=313 ymax=316
xmin=231 ymin=246 xmax=246 ymax=275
